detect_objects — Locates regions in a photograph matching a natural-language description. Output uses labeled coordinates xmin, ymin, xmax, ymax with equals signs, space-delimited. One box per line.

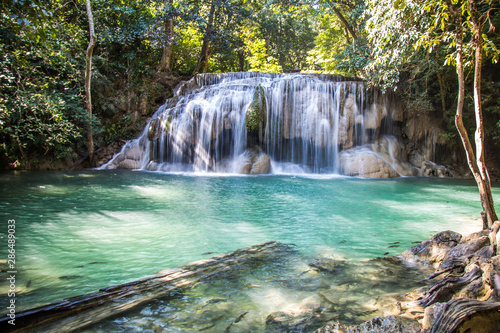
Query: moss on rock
xmin=245 ymin=85 xmax=267 ymax=132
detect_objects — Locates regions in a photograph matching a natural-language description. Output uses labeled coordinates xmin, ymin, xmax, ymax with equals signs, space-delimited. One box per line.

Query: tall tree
xmin=193 ymin=0 xmax=217 ymax=74
xmin=85 ymin=0 xmax=97 ymax=166
xmin=366 ymin=0 xmax=499 ymax=228
xmin=158 ymin=0 xmax=175 ymax=73
xmin=433 ymin=0 xmax=498 ymax=228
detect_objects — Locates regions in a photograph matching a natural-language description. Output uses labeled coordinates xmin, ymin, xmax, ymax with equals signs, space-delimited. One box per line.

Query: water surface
xmin=0 ymin=170 xmax=496 ymax=327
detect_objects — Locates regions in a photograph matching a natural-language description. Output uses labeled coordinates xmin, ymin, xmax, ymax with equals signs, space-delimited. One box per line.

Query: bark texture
xmin=158 ymin=0 xmax=174 ymax=73
xmin=85 ymin=0 xmax=96 ymax=166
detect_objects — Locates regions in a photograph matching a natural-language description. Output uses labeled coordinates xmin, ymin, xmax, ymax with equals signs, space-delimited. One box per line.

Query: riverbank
xmin=316 ymin=226 xmax=500 ymax=332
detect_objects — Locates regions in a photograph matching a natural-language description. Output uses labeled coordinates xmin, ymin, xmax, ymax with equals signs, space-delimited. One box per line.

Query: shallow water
xmin=0 ymin=170 xmax=497 ymax=329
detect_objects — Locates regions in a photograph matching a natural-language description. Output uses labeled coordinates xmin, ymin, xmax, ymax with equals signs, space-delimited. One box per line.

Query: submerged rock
xmin=266 ymin=307 xmax=323 ymax=333
xmin=316 ymin=315 xmax=421 ymax=333
xmin=309 ymin=258 xmax=346 ymax=273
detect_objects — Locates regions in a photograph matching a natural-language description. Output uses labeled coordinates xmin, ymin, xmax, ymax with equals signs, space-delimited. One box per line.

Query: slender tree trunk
xmin=468 ymin=0 xmax=498 ymax=226
xmin=326 ymin=1 xmax=357 ymax=42
xmin=158 ymin=0 xmax=174 ymax=73
xmin=237 ymin=50 xmax=245 ymax=71
xmin=85 ymin=0 xmax=96 ymax=166
xmin=193 ymin=0 xmax=216 ymax=74
xmin=449 ymin=1 xmax=498 ymax=230
xmin=436 ymin=45 xmax=446 ymax=113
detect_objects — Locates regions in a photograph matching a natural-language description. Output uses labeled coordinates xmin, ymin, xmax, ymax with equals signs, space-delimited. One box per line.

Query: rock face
xmin=101 ymin=73 xmax=455 ymax=177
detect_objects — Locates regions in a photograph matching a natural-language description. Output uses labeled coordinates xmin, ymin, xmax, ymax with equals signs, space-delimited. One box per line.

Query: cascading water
xmin=103 ymin=72 xmax=446 ymax=177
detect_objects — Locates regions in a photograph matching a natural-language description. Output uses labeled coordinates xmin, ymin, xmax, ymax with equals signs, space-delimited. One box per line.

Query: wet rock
xmin=420 ymin=161 xmax=451 ymax=177
xmin=316 ymin=315 xmax=421 ymax=333
xmin=309 ymin=258 xmax=346 ymax=273
xmin=239 ymin=147 xmax=271 ymax=175
xmin=124 ymin=145 xmax=143 ymax=161
xmin=117 ymin=159 xmax=142 ymax=170
xmin=399 ymin=230 xmax=462 ymax=269
xmin=266 ymin=309 xmax=322 ymax=333
xmin=440 ymin=231 xmax=490 ymax=269
xmin=339 ymin=148 xmax=399 ymax=178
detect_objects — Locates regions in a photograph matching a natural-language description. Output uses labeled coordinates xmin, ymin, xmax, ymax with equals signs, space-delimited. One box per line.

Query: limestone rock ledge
xmin=316 ymin=226 xmax=500 ymax=333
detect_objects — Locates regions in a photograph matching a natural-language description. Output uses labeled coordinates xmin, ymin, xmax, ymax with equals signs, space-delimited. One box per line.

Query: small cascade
xmin=103 ymin=72 xmax=444 ymax=177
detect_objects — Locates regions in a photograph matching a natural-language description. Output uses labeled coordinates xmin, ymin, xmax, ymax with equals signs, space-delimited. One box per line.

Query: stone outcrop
xmin=102 ymin=142 xmax=144 ymax=170
xmin=239 ymin=147 xmax=271 ymax=175
xmin=316 ymin=226 xmax=500 ymax=332
xmin=101 ymin=73 xmax=459 ymax=178
xmin=339 ymin=136 xmax=417 ymax=178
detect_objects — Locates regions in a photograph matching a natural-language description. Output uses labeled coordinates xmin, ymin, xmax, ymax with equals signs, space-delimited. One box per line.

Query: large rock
xmin=440 ymin=230 xmax=490 ymax=269
xmin=117 ymin=159 xmax=142 ymax=170
xmin=340 ymin=148 xmax=399 ymax=178
xmin=239 ymin=147 xmax=271 ymax=175
xmin=399 ymin=230 xmax=462 ymax=269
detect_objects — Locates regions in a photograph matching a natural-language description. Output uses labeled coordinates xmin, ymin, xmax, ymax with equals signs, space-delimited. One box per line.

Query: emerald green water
xmin=0 ymin=170 xmax=497 ymax=320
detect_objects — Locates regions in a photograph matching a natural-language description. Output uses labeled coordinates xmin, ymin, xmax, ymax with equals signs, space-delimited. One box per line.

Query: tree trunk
xmin=447 ymin=0 xmax=497 ymax=231
xmin=158 ymin=0 xmax=174 ymax=73
xmin=326 ymin=1 xmax=357 ymax=42
xmin=468 ymin=0 xmax=498 ymax=226
xmin=237 ymin=50 xmax=245 ymax=71
xmin=436 ymin=45 xmax=446 ymax=113
xmin=85 ymin=0 xmax=96 ymax=167
xmin=193 ymin=0 xmax=216 ymax=74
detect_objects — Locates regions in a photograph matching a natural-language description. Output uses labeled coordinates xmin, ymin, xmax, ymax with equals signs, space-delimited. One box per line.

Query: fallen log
xmin=0 ymin=241 xmax=292 ymax=333
xmin=429 ymin=298 xmax=500 ymax=333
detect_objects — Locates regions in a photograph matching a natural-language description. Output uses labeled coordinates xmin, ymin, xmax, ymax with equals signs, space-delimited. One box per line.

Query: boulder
xmin=339 ymin=148 xmax=399 ymax=178
xmin=399 ymin=230 xmax=462 ymax=269
xmin=117 ymin=159 xmax=142 ymax=170
xmin=440 ymin=231 xmax=490 ymax=269
xmin=239 ymin=147 xmax=271 ymax=175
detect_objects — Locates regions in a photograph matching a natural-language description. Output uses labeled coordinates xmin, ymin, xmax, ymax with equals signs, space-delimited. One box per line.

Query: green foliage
xmin=257 ymin=3 xmax=317 ymax=71
xmin=242 ymin=26 xmax=282 ymax=72
xmin=0 ymin=0 xmax=87 ymax=168
xmin=1 ymin=0 xmax=498 ymax=170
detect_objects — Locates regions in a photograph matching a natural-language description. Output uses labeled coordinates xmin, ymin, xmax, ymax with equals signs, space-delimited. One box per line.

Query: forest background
xmin=1 ymin=0 xmax=499 ymax=171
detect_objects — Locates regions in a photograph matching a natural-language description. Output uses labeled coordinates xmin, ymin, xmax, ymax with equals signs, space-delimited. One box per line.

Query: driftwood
xmin=0 ymin=241 xmax=292 ymax=333
xmin=418 ymin=265 xmax=482 ymax=307
xmin=429 ymin=298 xmax=500 ymax=333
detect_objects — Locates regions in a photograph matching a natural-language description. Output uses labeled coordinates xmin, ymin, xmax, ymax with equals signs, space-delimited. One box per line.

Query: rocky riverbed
xmin=317 ymin=227 xmax=500 ymax=333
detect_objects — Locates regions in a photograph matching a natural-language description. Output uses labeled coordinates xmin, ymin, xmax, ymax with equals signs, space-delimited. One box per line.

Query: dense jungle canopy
xmin=0 ymin=0 xmax=499 ymax=171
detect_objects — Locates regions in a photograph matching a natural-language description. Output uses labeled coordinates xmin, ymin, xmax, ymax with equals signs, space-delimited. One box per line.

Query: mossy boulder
xmin=245 ymin=85 xmax=267 ymax=132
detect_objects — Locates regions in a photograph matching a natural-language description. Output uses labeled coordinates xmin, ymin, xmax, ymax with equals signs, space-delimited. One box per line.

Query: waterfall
xmin=103 ymin=72 xmax=438 ymax=177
